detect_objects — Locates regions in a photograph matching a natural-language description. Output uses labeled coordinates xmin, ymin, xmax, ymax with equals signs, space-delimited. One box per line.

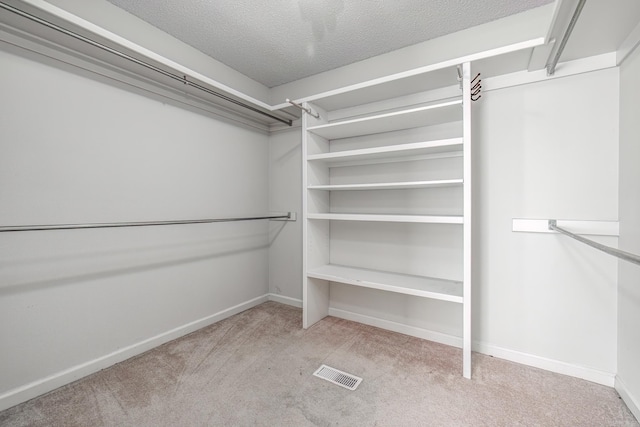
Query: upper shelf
xmin=0 ymin=1 xmax=296 ymax=128
xmin=3 ymin=0 xmax=548 ymax=128
xmin=307 ymin=138 xmax=463 ymax=167
xmin=306 ymin=100 xmax=462 ymax=140
xmin=273 ymin=38 xmax=545 ymax=113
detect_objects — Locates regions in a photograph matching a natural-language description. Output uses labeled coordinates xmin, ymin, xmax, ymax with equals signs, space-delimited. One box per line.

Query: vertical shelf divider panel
xmin=301 ymin=64 xmax=472 ymax=378
xmin=462 ymin=62 xmax=473 ymax=379
xmin=302 ymin=102 xmax=330 ymax=328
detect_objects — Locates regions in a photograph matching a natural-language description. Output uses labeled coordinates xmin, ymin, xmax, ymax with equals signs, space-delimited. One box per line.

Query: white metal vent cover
xmin=313 ymin=365 xmax=363 ymax=391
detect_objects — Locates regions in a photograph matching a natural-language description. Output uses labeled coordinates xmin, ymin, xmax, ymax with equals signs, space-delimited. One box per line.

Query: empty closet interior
xmin=1 ymin=0 xmax=639 ymax=421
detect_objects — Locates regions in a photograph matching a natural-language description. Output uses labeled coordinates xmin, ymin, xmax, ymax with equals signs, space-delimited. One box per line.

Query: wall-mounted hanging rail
xmin=548 ymin=220 xmax=640 ymax=266
xmin=286 ymin=98 xmax=320 ymax=119
xmin=546 ymin=0 xmax=586 ymax=76
xmin=0 ymin=212 xmax=296 ymax=232
xmin=0 ymin=1 xmax=293 ymax=127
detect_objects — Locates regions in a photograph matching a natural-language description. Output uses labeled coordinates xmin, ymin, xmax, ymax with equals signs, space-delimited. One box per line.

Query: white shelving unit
xmin=302 ymin=62 xmax=473 ymax=378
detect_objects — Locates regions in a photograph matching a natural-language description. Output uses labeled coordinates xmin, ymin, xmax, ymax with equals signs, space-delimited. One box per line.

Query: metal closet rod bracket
xmin=286 ymin=99 xmax=320 ymax=119
xmin=271 ymin=212 xmax=297 ymax=221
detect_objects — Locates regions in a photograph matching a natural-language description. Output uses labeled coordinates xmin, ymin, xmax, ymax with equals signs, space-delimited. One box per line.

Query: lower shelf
xmin=306 ymin=264 xmax=463 ymax=303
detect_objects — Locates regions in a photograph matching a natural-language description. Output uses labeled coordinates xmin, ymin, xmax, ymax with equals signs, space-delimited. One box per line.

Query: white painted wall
xmin=268 ymin=127 xmax=303 ymax=305
xmin=474 ymin=68 xmax=620 ymax=381
xmin=0 ymin=43 xmax=270 ymax=410
xmin=617 ymin=43 xmax=640 ymax=419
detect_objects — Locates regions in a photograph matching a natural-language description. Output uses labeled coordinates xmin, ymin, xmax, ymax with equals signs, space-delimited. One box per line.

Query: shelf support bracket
xmin=286 ymin=99 xmax=320 ymax=119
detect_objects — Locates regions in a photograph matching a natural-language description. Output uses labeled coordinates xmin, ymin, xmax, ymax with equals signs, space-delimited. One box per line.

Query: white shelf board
xmin=307 ymin=213 xmax=463 ymax=224
xmin=282 ymin=38 xmax=544 ymax=112
xmin=307 ymin=100 xmax=462 ymax=140
xmin=305 ymin=67 xmax=461 ymax=112
xmin=308 ymin=179 xmax=463 ymax=191
xmin=307 ymin=264 xmax=463 ymax=303
xmin=307 ymin=138 xmax=463 ymax=166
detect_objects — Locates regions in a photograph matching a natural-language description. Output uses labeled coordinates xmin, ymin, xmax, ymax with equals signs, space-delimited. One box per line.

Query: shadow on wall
xmin=0 ymin=230 xmax=269 ymax=296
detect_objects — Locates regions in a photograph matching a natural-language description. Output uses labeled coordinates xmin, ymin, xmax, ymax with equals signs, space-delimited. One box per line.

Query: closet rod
xmin=548 ymin=220 xmax=640 ymax=266
xmin=0 ymin=2 xmax=292 ymax=127
xmin=546 ymin=0 xmax=586 ymax=76
xmin=0 ymin=213 xmax=293 ymax=233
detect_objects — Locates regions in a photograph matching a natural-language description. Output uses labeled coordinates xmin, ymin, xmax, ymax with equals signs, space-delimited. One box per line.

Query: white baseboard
xmin=0 ymin=294 xmax=269 ymax=412
xmin=616 ymin=376 xmax=640 ymax=422
xmin=473 ymin=342 xmax=615 ymax=387
xmin=268 ymin=293 xmax=302 ymax=308
xmin=328 ymin=307 xmax=463 ymax=348
xmin=328 ymin=307 xmax=615 ymax=387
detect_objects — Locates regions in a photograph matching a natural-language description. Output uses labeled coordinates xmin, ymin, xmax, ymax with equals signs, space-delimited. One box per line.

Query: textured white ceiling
xmin=105 ymin=0 xmax=553 ymax=88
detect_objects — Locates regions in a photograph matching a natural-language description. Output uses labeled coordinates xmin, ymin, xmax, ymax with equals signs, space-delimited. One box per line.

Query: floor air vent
xmin=313 ymin=365 xmax=363 ymax=391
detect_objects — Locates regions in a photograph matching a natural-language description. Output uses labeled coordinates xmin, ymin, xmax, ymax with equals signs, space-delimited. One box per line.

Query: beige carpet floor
xmin=1 ymin=301 xmax=637 ymax=426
